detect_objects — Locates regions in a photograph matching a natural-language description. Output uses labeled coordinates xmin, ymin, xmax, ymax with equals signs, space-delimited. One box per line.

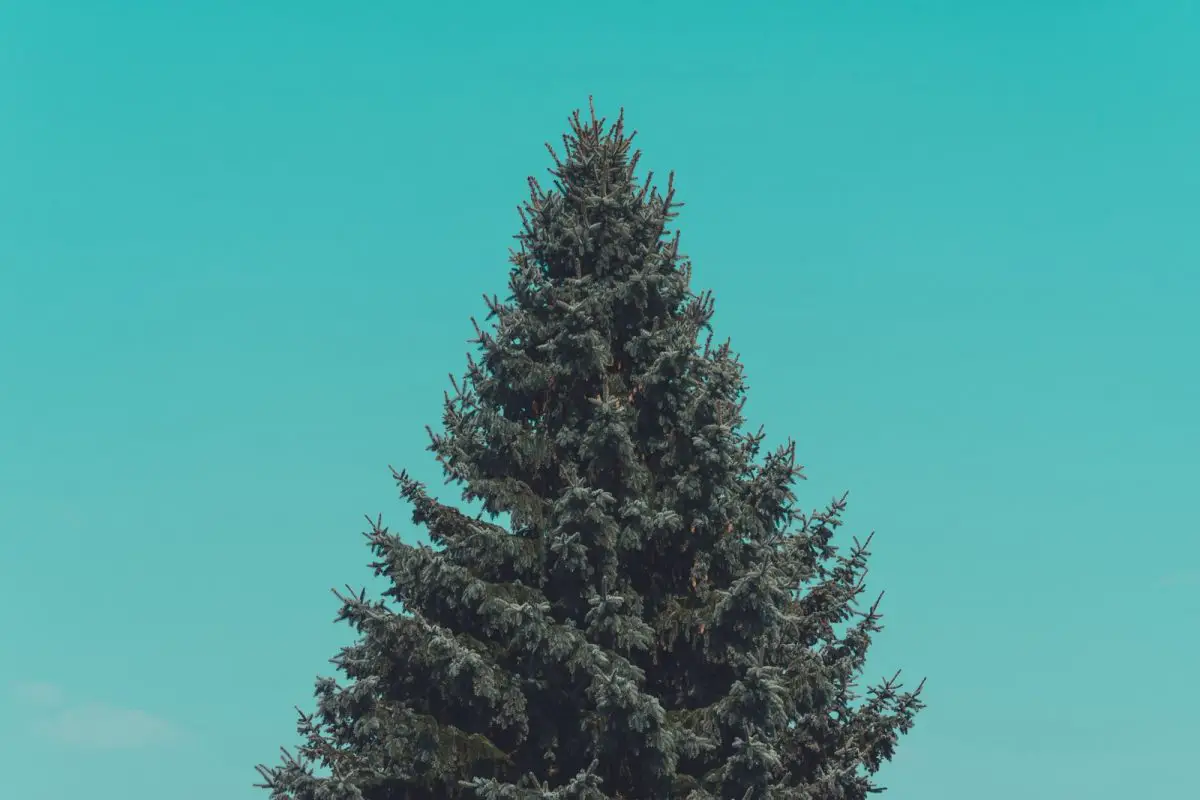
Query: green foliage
xmin=257 ymin=100 xmax=923 ymax=800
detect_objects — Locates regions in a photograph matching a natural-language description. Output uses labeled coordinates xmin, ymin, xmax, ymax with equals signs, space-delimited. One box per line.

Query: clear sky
xmin=2 ymin=2 xmax=1197 ymax=798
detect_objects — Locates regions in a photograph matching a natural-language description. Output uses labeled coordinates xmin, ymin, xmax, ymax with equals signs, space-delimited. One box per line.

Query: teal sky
xmin=2 ymin=2 xmax=1197 ymax=797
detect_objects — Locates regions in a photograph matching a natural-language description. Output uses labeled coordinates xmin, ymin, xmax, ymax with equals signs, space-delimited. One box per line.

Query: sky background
xmin=2 ymin=1 xmax=1197 ymax=798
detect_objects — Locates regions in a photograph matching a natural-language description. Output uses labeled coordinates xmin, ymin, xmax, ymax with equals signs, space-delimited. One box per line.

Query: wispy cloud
xmin=1160 ymin=569 xmax=1200 ymax=588
xmin=10 ymin=682 xmax=180 ymax=750
xmin=37 ymin=703 xmax=180 ymax=750
xmin=11 ymin=680 xmax=66 ymax=707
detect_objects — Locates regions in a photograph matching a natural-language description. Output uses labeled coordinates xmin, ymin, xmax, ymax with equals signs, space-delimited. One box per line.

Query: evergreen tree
xmin=256 ymin=100 xmax=924 ymax=800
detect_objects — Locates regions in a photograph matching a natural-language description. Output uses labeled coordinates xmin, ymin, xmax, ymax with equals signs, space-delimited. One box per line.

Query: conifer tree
xmin=256 ymin=100 xmax=924 ymax=800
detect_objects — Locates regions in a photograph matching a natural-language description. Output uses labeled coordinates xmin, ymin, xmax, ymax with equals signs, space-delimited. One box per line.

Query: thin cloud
xmin=37 ymin=702 xmax=180 ymax=750
xmin=11 ymin=681 xmax=66 ymax=707
xmin=1160 ymin=569 xmax=1200 ymax=588
xmin=10 ymin=682 xmax=180 ymax=750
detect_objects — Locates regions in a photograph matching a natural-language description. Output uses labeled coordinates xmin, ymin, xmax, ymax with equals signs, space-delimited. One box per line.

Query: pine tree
xmin=256 ymin=100 xmax=924 ymax=800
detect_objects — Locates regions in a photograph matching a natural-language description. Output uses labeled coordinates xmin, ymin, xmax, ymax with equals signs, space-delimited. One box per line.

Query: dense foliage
xmin=257 ymin=101 xmax=923 ymax=800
